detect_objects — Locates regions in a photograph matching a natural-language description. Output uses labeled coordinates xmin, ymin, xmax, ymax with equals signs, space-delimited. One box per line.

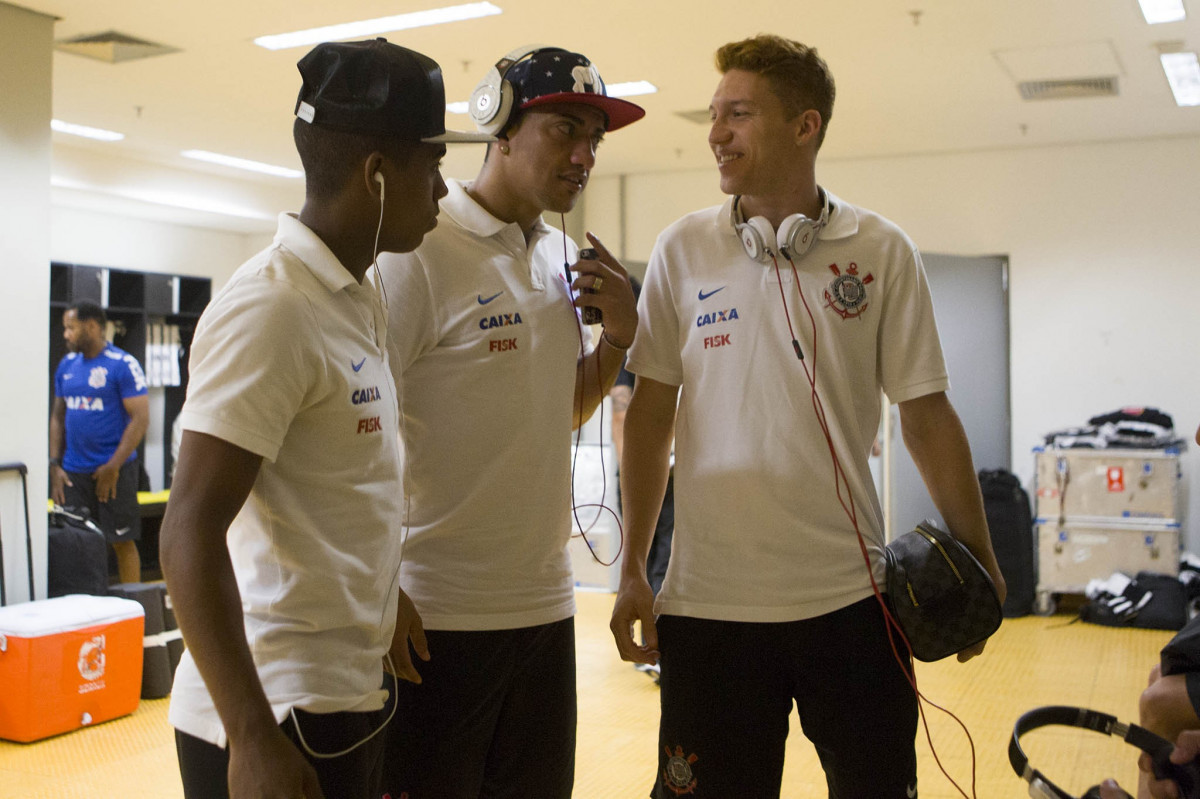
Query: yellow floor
xmin=0 ymin=591 xmax=1174 ymax=798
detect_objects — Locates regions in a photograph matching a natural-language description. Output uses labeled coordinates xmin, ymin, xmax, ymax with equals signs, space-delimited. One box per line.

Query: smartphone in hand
xmin=577 ymin=248 xmax=602 ymax=325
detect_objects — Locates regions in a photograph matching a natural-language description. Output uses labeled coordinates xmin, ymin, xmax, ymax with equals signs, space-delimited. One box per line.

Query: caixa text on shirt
xmin=65 ymin=396 xmax=106 ymax=411
xmin=478 ymin=312 xmax=523 ymax=330
xmin=696 ymin=308 xmax=739 ymax=327
xmin=351 ymin=386 xmax=382 ymax=405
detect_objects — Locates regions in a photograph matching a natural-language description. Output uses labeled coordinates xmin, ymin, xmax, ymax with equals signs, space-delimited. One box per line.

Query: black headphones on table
xmin=1011 ymin=706 xmax=1200 ymax=799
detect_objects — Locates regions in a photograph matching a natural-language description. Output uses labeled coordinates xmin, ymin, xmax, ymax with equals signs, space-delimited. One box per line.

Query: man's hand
xmin=50 ymin=462 xmax=72 ymax=506
xmin=610 ymin=575 xmax=659 ymax=666
xmin=571 ymin=232 xmax=637 ymax=349
xmin=956 ymin=638 xmax=988 ymax=663
xmin=1097 ymin=729 xmax=1200 ymax=798
xmin=1097 ymin=778 xmax=1134 ymax=798
xmin=228 ymin=725 xmax=326 ymax=799
xmin=93 ymin=461 xmax=121 ymax=503
xmin=1139 ymin=729 xmax=1200 ymax=798
xmin=386 ymin=588 xmax=429 ymax=684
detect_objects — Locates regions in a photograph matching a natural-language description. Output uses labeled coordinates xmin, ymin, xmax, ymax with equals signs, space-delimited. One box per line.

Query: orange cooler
xmin=0 ymin=594 xmax=145 ymax=742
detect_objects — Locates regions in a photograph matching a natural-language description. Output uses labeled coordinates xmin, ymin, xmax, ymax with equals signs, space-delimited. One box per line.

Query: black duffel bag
xmin=47 ymin=505 xmax=109 ymax=597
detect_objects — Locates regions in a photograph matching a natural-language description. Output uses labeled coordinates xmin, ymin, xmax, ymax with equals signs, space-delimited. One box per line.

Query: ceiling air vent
xmin=1018 ymin=76 xmax=1119 ymax=100
xmin=675 ymin=109 xmax=713 ymax=125
xmin=55 ymin=31 xmax=180 ymax=64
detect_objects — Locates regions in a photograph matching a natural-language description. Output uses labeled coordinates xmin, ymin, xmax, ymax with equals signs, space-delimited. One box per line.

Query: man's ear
xmin=795 ymin=109 xmax=823 ymax=147
xmin=364 ymin=152 xmax=386 ymax=195
xmin=486 ymin=135 xmax=511 ymax=162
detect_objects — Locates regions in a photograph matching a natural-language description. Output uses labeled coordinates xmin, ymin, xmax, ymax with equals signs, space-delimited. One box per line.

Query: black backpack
xmin=979 ymin=469 xmax=1036 ymax=617
xmin=47 ymin=506 xmax=109 ymax=597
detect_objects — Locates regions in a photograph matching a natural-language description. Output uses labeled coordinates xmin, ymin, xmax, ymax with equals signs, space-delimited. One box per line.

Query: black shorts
xmin=654 ymin=597 xmax=918 ymax=799
xmin=63 ymin=460 xmax=141 ymax=544
xmin=175 ymin=706 xmax=388 ymax=799
xmin=381 ymin=617 xmax=577 ymax=799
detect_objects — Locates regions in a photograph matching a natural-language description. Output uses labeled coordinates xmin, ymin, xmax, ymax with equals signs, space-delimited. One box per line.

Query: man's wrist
xmin=619 ymin=561 xmax=649 ymax=584
xmin=49 ymin=457 xmax=61 ymax=468
xmin=601 ymin=330 xmax=632 ymax=351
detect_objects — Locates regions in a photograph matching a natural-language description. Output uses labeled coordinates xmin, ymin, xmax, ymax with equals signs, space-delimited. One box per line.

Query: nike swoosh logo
xmin=115 ymin=527 xmax=131 ymax=537
xmin=352 ymin=358 xmax=366 ymax=372
xmin=698 ymin=287 xmax=726 ymax=301
xmin=478 ymin=291 xmax=504 ymax=305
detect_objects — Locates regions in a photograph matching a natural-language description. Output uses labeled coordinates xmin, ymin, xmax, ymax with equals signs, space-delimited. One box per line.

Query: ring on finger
xmin=593 ymin=276 xmax=604 ymax=291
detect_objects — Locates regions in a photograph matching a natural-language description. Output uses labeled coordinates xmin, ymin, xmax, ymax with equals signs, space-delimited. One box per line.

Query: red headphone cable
xmin=772 ymin=251 xmax=979 ymax=799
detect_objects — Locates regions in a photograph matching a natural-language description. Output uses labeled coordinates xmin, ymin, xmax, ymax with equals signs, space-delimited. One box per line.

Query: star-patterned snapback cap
xmin=507 ymin=48 xmax=645 ymax=131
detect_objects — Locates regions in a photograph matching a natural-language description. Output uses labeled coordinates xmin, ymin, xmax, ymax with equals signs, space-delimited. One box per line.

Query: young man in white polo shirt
xmin=159 ymin=39 xmax=490 ymax=799
xmin=610 ymin=35 xmax=1007 ymax=798
xmin=376 ymin=47 xmax=643 ymax=798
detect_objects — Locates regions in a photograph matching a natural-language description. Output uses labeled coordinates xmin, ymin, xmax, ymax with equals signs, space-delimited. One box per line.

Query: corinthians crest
xmin=662 ymin=745 xmax=699 ymax=795
xmin=824 ymin=262 xmax=874 ymax=320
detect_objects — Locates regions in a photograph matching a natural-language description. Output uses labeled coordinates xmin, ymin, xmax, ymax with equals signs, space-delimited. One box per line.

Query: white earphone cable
xmin=289 ymin=655 xmax=400 ymax=760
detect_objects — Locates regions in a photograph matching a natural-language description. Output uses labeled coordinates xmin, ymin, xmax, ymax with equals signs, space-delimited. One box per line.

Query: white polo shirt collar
xmin=273 ymin=212 xmax=357 ymax=293
xmin=442 ymin=179 xmax=557 ymax=245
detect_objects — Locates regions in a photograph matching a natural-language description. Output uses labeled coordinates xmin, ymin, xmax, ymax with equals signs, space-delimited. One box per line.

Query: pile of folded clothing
xmin=1044 ymin=407 xmax=1185 ymax=450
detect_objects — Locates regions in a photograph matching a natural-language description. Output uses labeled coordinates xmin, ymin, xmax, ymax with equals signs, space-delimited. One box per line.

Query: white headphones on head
xmin=469 ymin=45 xmax=550 ymax=136
xmin=732 ymin=191 xmax=831 ymax=263
xmin=374 ymin=171 xmax=385 ymax=200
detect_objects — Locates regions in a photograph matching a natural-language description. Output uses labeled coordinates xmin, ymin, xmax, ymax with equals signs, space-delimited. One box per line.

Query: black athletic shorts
xmin=175 ymin=706 xmax=388 ymax=799
xmin=64 ymin=459 xmax=141 ymax=543
xmin=380 ymin=617 xmax=577 ymax=799
xmin=654 ymin=596 xmax=919 ymax=799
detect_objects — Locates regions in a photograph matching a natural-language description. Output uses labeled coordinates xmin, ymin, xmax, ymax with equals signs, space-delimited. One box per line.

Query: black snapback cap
xmin=296 ymin=38 xmax=493 ymax=143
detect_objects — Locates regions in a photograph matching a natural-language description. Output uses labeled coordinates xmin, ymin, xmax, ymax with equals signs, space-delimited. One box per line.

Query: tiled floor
xmin=0 ymin=590 xmax=1174 ymax=797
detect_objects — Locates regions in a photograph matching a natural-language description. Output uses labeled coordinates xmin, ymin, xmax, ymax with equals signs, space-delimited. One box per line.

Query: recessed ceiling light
xmin=254 ymin=2 xmax=503 ymax=51
xmin=52 ymin=176 xmax=274 ymax=221
xmin=51 ymin=119 xmax=125 ymax=141
xmin=1161 ymin=51 xmax=1200 ymax=105
xmin=1138 ymin=0 xmax=1187 ymax=24
xmin=181 ymin=150 xmax=304 ymax=179
xmin=606 ymin=81 xmax=658 ymax=98
xmin=446 ymin=101 xmax=470 ymax=115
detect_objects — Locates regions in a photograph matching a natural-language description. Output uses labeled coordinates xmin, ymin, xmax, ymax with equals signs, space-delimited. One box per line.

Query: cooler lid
xmin=0 ymin=595 xmax=145 ymax=637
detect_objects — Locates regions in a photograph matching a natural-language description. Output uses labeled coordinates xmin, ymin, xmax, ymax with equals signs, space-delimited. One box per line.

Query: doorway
xmin=880 ymin=253 xmax=1010 ymax=537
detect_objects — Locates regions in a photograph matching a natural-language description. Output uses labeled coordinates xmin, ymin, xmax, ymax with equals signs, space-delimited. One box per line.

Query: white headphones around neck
xmin=469 ymin=45 xmax=550 ymax=136
xmin=732 ymin=191 xmax=831 ymax=263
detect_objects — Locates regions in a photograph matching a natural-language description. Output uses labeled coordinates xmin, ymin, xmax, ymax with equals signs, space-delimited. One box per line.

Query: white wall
xmin=586 ymin=135 xmax=1200 ymax=550
xmin=51 ymin=206 xmax=269 ymax=291
xmin=0 ymin=2 xmax=54 ymax=603
xmin=52 ymin=144 xmax=292 ymax=287
xmin=28 ymin=108 xmax=1200 ymax=557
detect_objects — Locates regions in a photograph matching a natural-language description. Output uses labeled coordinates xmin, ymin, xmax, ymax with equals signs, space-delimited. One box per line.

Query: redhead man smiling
xmin=611 ymin=34 xmax=1006 ymax=799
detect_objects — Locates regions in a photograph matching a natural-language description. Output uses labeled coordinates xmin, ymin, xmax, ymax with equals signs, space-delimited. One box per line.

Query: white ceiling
xmin=17 ymin=0 xmax=1200 ymax=191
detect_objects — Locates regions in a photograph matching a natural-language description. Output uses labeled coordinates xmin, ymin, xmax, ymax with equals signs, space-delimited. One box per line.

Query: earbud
xmin=374 ymin=171 xmax=385 ymax=201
